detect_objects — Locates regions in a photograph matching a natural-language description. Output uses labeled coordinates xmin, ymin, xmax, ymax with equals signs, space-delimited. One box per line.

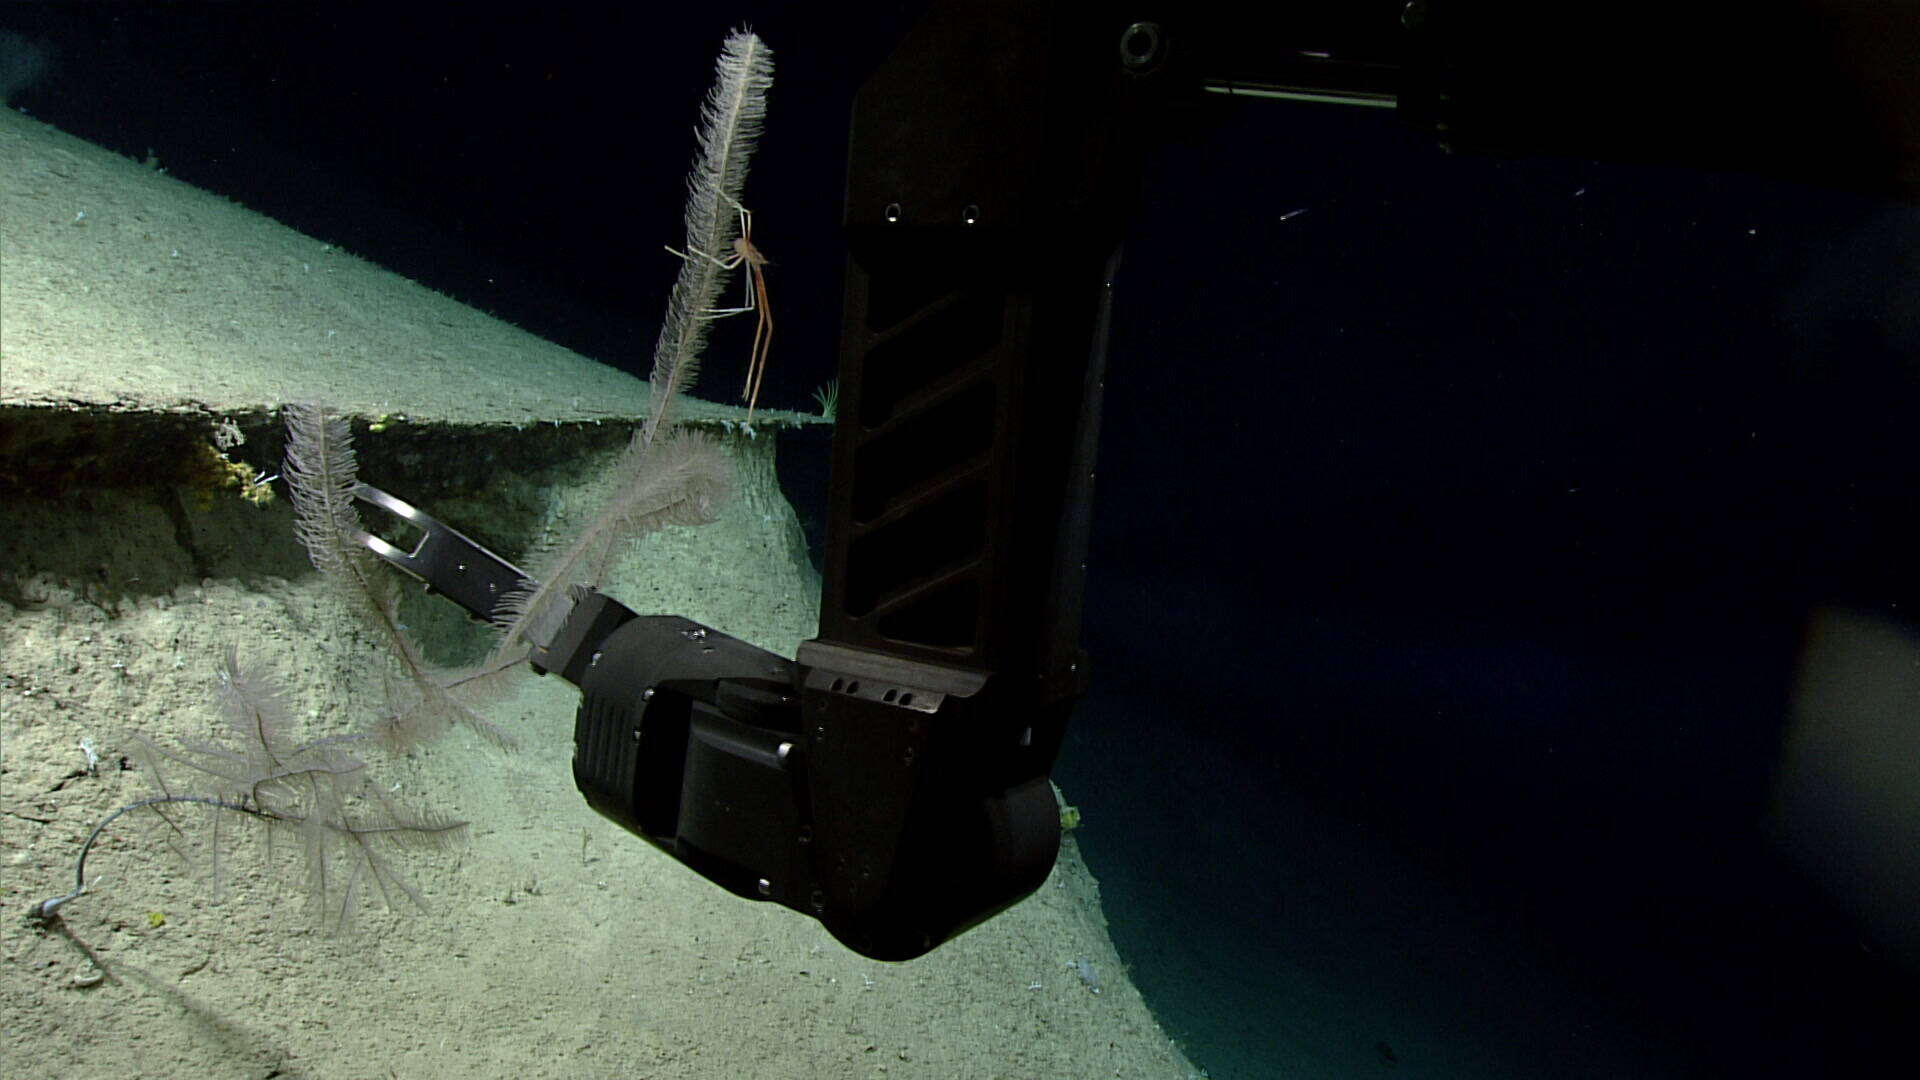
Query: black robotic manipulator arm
xmin=357 ymin=1 xmax=1920 ymax=961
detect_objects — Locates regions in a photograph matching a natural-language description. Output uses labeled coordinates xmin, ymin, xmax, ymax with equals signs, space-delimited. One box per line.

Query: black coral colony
xmin=30 ymin=27 xmax=772 ymax=935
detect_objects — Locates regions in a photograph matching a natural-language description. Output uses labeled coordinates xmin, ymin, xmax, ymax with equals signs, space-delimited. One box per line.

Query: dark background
xmin=6 ymin=3 xmax=1920 ymax=1077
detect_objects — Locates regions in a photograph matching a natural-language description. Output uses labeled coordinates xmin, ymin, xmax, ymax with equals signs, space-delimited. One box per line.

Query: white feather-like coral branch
xmin=644 ymin=27 xmax=774 ymax=451
xmin=282 ymin=402 xmax=518 ymax=752
xmin=491 ymin=29 xmax=767 ymax=660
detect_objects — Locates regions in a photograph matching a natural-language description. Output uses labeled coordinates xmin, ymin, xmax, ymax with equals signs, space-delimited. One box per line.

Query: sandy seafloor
xmin=0 ymin=104 xmax=1201 ymax=1079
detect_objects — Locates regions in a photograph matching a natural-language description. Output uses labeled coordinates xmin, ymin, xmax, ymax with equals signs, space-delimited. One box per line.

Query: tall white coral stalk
xmin=643 ymin=28 xmax=774 ymax=451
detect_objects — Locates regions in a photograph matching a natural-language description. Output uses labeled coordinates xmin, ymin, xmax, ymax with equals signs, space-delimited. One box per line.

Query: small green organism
xmin=810 ymin=379 xmax=839 ymax=424
xmin=187 ymin=442 xmax=275 ymax=509
xmin=1059 ymin=803 xmax=1081 ymax=832
xmin=237 ymin=466 xmax=276 ymax=506
xmin=146 ymin=910 xmax=166 ymax=928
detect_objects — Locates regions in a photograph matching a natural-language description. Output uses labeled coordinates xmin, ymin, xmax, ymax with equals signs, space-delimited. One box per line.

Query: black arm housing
xmin=564 ymin=593 xmax=1065 ymax=960
xmin=567 ymin=0 xmax=1920 ymax=960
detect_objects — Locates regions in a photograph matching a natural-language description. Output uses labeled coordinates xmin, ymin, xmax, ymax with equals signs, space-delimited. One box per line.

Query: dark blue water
xmin=1057 ymin=101 xmax=1920 ymax=1078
